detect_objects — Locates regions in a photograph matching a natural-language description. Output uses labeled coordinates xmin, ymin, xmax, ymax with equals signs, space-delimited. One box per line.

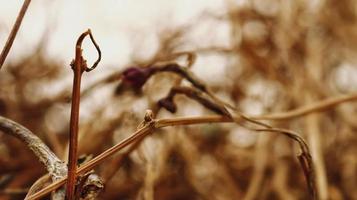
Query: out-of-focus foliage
xmin=0 ymin=0 xmax=357 ymax=199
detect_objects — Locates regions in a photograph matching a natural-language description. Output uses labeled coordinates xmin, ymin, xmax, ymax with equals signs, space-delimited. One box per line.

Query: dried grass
xmin=1 ymin=0 xmax=357 ymax=200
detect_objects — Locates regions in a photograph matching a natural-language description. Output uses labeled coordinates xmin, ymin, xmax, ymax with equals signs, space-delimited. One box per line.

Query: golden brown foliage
xmin=1 ymin=1 xmax=357 ymax=200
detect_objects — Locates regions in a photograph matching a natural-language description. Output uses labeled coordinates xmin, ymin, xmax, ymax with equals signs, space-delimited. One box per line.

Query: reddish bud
xmin=122 ymin=67 xmax=154 ymax=90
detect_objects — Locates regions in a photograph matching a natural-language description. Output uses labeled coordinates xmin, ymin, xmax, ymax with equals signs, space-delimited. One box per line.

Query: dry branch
xmin=0 ymin=116 xmax=67 ymax=181
xmin=0 ymin=115 xmax=104 ymax=200
xmin=26 ymin=111 xmax=318 ymax=200
xmin=0 ymin=0 xmax=32 ymax=68
xmin=0 ymin=115 xmax=67 ymax=199
xmin=67 ymin=29 xmax=101 ymax=200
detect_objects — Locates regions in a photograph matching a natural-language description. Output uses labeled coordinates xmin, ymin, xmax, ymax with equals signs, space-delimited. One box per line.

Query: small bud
xmin=122 ymin=67 xmax=154 ymax=90
xmin=144 ymin=109 xmax=154 ymax=122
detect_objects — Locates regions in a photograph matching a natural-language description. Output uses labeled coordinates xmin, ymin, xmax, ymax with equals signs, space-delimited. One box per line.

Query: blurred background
xmin=0 ymin=0 xmax=357 ymax=199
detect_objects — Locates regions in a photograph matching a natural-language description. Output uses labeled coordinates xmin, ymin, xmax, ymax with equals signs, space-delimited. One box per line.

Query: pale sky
xmin=0 ymin=0 xmax=228 ymax=69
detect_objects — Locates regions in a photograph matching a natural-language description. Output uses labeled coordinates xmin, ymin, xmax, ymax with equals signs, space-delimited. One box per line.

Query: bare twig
xmin=158 ymin=86 xmax=232 ymax=117
xmin=253 ymin=92 xmax=357 ymax=120
xmin=26 ymin=119 xmax=155 ymax=200
xmin=153 ymin=63 xmax=208 ymax=92
xmin=0 ymin=0 xmax=32 ymax=69
xmin=26 ymin=112 xmax=316 ymax=200
xmin=87 ymin=60 xmax=357 ymax=122
xmin=67 ymin=29 xmax=101 ymax=200
xmin=253 ymin=128 xmax=316 ymax=200
xmin=25 ymin=175 xmax=51 ymax=199
xmin=101 ymin=133 xmax=146 ymax=182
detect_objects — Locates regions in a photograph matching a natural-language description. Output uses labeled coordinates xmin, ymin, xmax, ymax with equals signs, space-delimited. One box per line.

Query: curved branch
xmin=253 ymin=93 xmax=357 ymax=120
xmin=0 ymin=116 xmax=67 ymax=180
xmin=0 ymin=115 xmax=67 ymax=200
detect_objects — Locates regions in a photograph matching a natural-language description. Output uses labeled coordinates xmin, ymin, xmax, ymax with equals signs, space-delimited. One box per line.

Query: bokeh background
xmin=0 ymin=0 xmax=357 ymax=199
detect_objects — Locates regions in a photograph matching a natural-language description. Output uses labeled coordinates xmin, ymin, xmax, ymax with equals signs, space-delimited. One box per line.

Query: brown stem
xmin=0 ymin=116 xmax=104 ymax=200
xmin=253 ymin=128 xmax=316 ymax=200
xmin=67 ymin=48 xmax=84 ymax=200
xmin=26 ymin=122 xmax=155 ymax=200
xmin=253 ymin=92 xmax=357 ymax=120
xmin=26 ymin=113 xmax=316 ymax=200
xmin=67 ymin=29 xmax=101 ymax=200
xmin=25 ymin=175 xmax=51 ymax=199
xmin=158 ymin=86 xmax=232 ymax=117
xmin=153 ymin=63 xmax=207 ymax=92
xmin=0 ymin=0 xmax=32 ymax=69
xmin=67 ymin=31 xmax=87 ymax=200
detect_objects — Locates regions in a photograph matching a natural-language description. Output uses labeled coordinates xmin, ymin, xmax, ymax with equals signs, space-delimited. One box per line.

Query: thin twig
xmin=161 ymin=107 xmax=316 ymax=199
xmin=158 ymin=86 xmax=232 ymax=117
xmin=253 ymin=92 xmax=357 ymax=120
xmin=26 ymin=121 xmax=155 ymax=200
xmin=153 ymin=63 xmax=207 ymax=92
xmin=67 ymin=29 xmax=101 ymax=200
xmin=253 ymin=128 xmax=316 ymax=200
xmin=101 ymin=133 xmax=147 ymax=182
xmin=26 ymin=112 xmax=316 ymax=200
xmin=25 ymin=175 xmax=51 ymax=199
xmin=79 ymin=61 xmax=356 ymax=122
xmin=151 ymin=63 xmax=356 ymax=124
xmin=0 ymin=0 xmax=32 ymax=69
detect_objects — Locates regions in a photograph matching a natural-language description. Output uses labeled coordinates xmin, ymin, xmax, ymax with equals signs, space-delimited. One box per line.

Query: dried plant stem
xmin=0 ymin=116 xmax=104 ymax=200
xmin=154 ymin=62 xmax=356 ymax=121
xmin=159 ymin=86 xmax=232 ymax=117
xmin=26 ymin=122 xmax=155 ymax=200
xmin=26 ymin=112 xmax=315 ymax=200
xmin=102 ymin=134 xmax=146 ymax=181
xmin=156 ymin=115 xmax=235 ymax=127
xmin=0 ymin=0 xmax=32 ymax=68
xmin=0 ymin=116 xmax=67 ymax=199
xmin=67 ymin=29 xmax=101 ymax=200
xmin=253 ymin=128 xmax=316 ymax=200
xmin=67 ymin=40 xmax=85 ymax=200
xmin=25 ymin=175 xmax=51 ymax=199
xmin=253 ymin=92 xmax=357 ymax=120
xmin=0 ymin=116 xmax=67 ymax=180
